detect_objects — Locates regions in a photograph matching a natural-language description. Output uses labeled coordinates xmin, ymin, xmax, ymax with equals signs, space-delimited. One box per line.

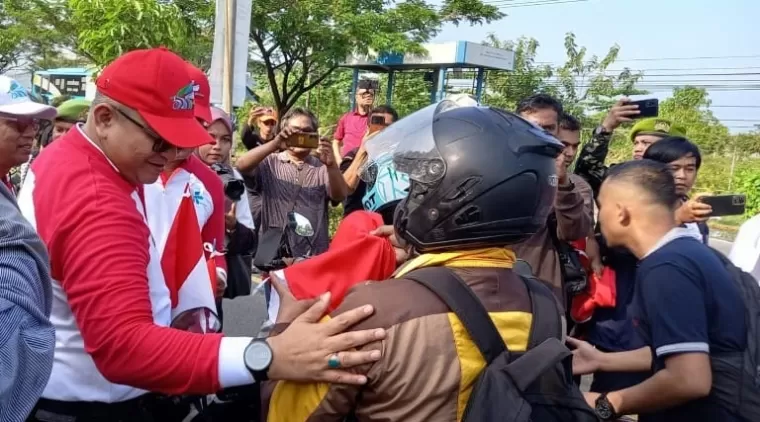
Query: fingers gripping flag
xmin=161 ymin=184 xmax=219 ymax=332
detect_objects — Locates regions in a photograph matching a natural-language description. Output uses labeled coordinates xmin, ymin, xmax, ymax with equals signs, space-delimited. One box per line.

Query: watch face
xmin=595 ymin=398 xmax=614 ymax=420
xmin=244 ymin=340 xmax=273 ymax=371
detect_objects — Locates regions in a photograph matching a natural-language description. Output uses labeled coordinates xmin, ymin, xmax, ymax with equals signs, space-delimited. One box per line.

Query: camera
xmin=210 ymin=163 xmax=245 ymax=201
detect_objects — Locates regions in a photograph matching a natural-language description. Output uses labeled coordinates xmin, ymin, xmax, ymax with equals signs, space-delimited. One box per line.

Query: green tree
xmin=249 ymin=0 xmax=504 ymax=117
xmin=67 ymin=0 xmax=213 ymax=68
xmin=552 ymin=32 xmax=645 ymax=119
xmin=481 ymin=34 xmax=554 ymax=111
xmin=17 ymin=0 xmax=214 ymax=69
xmin=659 ymin=86 xmax=730 ymax=154
xmin=0 ymin=0 xmax=77 ymax=72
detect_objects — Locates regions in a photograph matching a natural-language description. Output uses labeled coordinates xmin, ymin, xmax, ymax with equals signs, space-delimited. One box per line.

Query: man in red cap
xmin=17 ymin=47 xmax=385 ymax=422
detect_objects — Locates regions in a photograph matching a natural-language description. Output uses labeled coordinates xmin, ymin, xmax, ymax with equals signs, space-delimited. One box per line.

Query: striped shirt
xmin=251 ymin=152 xmax=331 ymax=256
xmin=0 ymin=183 xmax=54 ymax=421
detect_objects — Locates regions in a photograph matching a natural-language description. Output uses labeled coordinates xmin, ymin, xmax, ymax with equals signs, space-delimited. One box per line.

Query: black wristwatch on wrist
xmin=593 ymin=125 xmax=612 ymax=138
xmin=243 ymin=339 xmax=273 ymax=382
xmin=594 ymin=393 xmax=618 ymax=421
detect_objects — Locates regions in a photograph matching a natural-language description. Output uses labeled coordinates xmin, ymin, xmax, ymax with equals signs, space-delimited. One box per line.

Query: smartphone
xmin=358 ymin=79 xmax=379 ymax=91
xmin=626 ymin=98 xmax=659 ymax=119
xmin=287 ymin=132 xmax=320 ymax=149
xmin=698 ymin=194 xmax=746 ymax=216
xmin=368 ymin=115 xmax=386 ymax=134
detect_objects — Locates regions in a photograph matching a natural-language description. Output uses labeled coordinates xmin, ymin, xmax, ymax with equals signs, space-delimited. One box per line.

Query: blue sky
xmin=433 ymin=0 xmax=758 ymax=133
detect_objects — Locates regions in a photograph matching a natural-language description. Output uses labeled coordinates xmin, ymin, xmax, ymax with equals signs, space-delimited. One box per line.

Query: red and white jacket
xmin=17 ymin=126 xmax=253 ymax=402
xmin=144 ymin=155 xmax=225 ymax=323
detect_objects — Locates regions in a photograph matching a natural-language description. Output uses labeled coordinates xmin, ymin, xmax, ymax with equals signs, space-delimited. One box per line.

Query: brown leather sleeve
xmin=554 ymin=182 xmax=591 ymax=242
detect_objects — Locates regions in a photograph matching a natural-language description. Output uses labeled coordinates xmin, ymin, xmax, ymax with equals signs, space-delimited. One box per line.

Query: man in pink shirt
xmin=18 ymin=47 xmax=385 ymax=421
xmin=332 ymin=80 xmax=375 ymax=156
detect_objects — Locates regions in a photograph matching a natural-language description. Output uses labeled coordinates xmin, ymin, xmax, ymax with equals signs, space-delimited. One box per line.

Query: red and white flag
xmin=161 ymin=184 xmax=219 ymax=333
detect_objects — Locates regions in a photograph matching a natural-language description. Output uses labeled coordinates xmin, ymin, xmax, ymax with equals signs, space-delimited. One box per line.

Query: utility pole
xmin=222 ymin=0 xmax=236 ymax=114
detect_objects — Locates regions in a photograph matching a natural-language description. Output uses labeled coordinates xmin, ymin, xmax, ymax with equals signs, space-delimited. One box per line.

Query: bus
xmin=32 ymin=67 xmax=95 ymax=104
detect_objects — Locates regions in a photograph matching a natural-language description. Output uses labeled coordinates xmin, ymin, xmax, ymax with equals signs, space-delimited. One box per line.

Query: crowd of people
xmin=0 ymin=45 xmax=758 ymax=422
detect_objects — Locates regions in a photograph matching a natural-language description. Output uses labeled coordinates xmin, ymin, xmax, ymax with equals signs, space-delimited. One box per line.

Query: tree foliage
xmin=249 ymin=0 xmax=504 ymax=117
xmin=13 ymin=0 xmax=214 ymax=70
xmin=659 ymin=86 xmax=730 ymax=154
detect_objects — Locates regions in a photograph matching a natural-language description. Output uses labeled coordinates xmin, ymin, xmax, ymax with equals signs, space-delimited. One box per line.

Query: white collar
xmin=75 ymin=124 xmax=120 ymax=174
xmin=643 ymin=227 xmax=697 ymax=258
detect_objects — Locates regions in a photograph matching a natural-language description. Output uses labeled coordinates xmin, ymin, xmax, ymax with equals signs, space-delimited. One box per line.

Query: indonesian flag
xmin=569 ymin=238 xmax=616 ymax=324
xmin=267 ymin=211 xmax=398 ymax=321
xmin=161 ymin=184 xmax=219 ymax=332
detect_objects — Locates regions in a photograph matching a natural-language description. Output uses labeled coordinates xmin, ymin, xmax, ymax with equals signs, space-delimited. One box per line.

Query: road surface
xmin=711 ymin=238 xmax=733 ymax=256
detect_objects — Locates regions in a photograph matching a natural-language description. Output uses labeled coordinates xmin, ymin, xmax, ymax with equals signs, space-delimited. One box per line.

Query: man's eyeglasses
xmin=113 ymin=107 xmax=174 ymax=153
xmin=0 ymin=115 xmax=42 ymax=133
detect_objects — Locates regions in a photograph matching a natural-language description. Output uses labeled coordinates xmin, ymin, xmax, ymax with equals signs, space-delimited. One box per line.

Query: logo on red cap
xmin=173 ymin=82 xmax=196 ymax=111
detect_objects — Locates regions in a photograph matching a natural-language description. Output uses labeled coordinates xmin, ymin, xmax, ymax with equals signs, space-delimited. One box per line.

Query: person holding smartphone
xmin=340 ymin=105 xmax=398 ymax=218
xmin=332 ymin=80 xmax=377 ymax=157
xmin=574 ymin=98 xmax=687 ymax=200
xmin=236 ymin=107 xmax=349 ymax=258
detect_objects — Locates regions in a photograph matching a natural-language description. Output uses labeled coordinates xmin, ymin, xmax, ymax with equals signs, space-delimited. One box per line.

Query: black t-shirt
xmin=340 ymin=148 xmax=366 ymax=217
xmin=633 ymin=234 xmax=745 ymax=422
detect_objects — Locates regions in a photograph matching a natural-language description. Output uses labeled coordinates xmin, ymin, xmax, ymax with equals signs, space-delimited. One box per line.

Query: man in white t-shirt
xmin=729 ymin=214 xmax=760 ymax=281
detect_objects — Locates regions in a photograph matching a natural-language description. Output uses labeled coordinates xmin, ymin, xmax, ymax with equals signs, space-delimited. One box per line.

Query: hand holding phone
xmin=625 ymin=99 xmax=659 ymax=119
xmin=286 ymin=132 xmax=321 ymax=149
xmin=697 ymin=194 xmax=746 ymax=217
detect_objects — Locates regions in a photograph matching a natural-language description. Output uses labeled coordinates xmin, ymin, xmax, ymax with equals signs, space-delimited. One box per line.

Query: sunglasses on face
xmin=113 ymin=107 xmax=175 ymax=153
xmin=0 ymin=116 xmax=42 ymax=133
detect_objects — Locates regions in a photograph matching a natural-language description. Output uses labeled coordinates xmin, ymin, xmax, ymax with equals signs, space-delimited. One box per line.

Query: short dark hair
xmin=371 ymin=105 xmax=399 ymax=122
xmin=642 ymin=136 xmax=702 ymax=169
xmin=281 ymin=107 xmax=319 ymax=131
xmin=516 ymin=93 xmax=564 ymax=116
xmin=559 ymin=112 xmax=581 ymax=132
xmin=606 ymin=160 xmax=679 ymax=210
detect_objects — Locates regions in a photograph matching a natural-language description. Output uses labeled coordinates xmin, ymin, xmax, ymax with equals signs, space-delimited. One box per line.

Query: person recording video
xmin=332 ymin=79 xmax=378 ymax=157
xmin=197 ymin=107 xmax=257 ymax=299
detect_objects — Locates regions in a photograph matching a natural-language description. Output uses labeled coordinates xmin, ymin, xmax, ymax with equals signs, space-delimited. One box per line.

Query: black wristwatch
xmin=594 ymin=393 xmax=618 ymax=421
xmin=243 ymin=339 xmax=273 ymax=382
xmin=593 ymin=125 xmax=612 ymax=137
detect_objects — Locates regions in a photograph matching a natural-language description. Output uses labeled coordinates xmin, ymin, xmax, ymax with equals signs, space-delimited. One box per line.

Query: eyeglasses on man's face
xmin=113 ymin=107 xmax=176 ymax=154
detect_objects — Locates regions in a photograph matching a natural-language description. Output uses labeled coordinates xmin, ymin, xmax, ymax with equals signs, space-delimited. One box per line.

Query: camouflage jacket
xmin=573 ymin=127 xmax=612 ymax=200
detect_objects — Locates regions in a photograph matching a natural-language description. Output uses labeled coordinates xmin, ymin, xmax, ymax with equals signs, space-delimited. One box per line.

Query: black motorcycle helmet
xmin=386 ymin=101 xmax=563 ymax=252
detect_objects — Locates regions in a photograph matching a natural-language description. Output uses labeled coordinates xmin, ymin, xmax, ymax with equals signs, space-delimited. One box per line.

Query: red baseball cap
xmin=186 ymin=63 xmax=212 ymax=124
xmin=95 ymin=47 xmax=213 ymax=149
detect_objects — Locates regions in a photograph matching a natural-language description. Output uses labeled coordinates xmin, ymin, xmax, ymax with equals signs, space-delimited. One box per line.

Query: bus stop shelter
xmin=341 ymin=41 xmax=515 ymax=109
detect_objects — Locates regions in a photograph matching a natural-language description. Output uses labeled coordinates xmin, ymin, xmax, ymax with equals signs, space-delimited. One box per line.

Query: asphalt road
xmin=711 ymin=238 xmax=733 ymax=256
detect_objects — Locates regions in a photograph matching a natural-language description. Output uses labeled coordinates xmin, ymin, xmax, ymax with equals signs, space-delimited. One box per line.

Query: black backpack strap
xmin=505 ymin=338 xmax=572 ymax=391
xmin=507 ymin=276 xmax=569 ymax=391
xmin=521 ymin=275 xmax=564 ymax=348
xmin=404 ymin=267 xmax=508 ymax=363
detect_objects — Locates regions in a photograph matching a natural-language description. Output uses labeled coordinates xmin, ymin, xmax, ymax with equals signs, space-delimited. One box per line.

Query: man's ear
xmin=618 ymin=204 xmax=631 ymax=228
xmin=90 ymin=103 xmax=115 ymax=129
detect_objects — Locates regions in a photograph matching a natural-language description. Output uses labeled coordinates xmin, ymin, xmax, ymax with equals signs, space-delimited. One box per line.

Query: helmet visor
xmin=361 ymin=100 xmax=461 ymax=185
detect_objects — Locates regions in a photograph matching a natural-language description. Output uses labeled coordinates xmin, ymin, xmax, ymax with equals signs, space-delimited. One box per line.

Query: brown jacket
xmin=266 ymin=267 xmax=544 ymax=422
xmin=512 ymin=176 xmax=592 ymax=303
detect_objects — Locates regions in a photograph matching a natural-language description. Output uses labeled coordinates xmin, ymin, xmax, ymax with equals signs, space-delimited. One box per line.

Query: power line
xmin=535 ymin=54 xmax=760 ymax=65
